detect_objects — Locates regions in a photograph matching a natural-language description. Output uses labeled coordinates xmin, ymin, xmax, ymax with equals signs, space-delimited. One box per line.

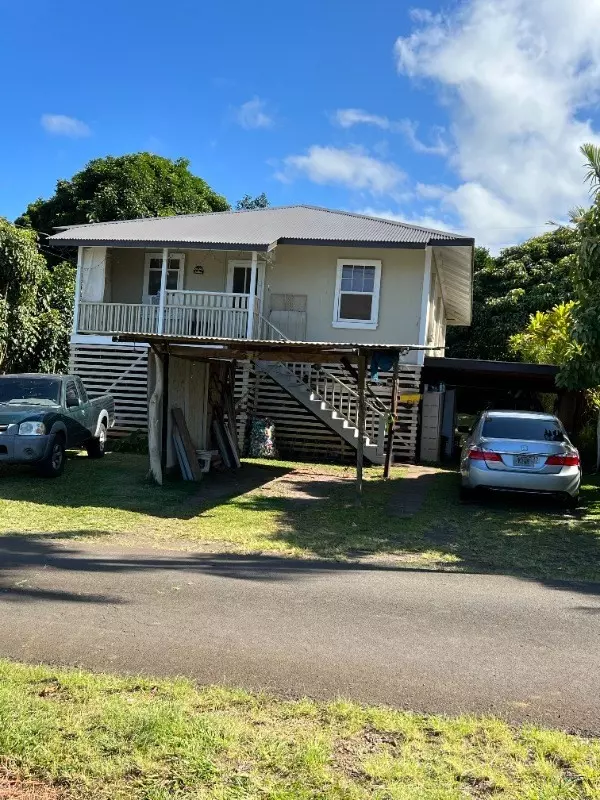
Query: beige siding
xmin=267 ymin=245 xmax=425 ymax=345
xmin=106 ymin=244 xmax=427 ymax=348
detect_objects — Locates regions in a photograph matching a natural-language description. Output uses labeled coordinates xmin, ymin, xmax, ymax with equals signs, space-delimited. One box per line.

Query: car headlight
xmin=18 ymin=421 xmax=46 ymax=436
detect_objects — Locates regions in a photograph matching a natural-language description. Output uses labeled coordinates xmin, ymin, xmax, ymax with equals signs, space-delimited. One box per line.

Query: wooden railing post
xmin=157 ymin=247 xmax=169 ymax=335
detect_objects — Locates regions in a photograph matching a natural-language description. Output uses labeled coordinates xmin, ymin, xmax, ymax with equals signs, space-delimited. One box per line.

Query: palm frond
xmin=580 ymin=143 xmax=600 ymax=192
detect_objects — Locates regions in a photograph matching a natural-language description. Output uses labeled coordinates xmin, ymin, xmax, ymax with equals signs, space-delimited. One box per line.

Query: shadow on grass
xmin=1 ymin=454 xmax=600 ymax=587
xmin=0 ymin=453 xmax=292 ymax=520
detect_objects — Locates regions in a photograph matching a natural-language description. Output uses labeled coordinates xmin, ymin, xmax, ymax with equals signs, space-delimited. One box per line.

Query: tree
xmin=235 ymin=193 xmax=270 ymax=211
xmin=33 ymin=260 xmax=76 ymax=373
xmin=447 ymin=230 xmax=578 ymax=361
xmin=0 ymin=219 xmax=47 ymax=372
xmin=16 ymin=153 xmax=230 ymax=234
xmin=509 ymin=302 xmax=579 ymax=367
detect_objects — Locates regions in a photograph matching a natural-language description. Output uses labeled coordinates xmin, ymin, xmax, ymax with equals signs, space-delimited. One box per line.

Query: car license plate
xmin=515 ymin=455 xmax=537 ymax=467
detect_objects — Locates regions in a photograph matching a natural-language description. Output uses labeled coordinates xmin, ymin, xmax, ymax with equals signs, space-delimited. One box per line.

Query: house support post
xmin=148 ymin=348 xmax=164 ymax=485
xmin=157 ymin=247 xmax=169 ymax=335
xmin=246 ymin=251 xmax=258 ymax=339
xmin=356 ymin=352 xmax=367 ymax=504
xmin=383 ymin=356 xmax=400 ymax=479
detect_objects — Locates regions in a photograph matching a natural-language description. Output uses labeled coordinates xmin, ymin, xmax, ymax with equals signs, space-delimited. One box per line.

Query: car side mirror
xmin=66 ymin=396 xmax=79 ymax=408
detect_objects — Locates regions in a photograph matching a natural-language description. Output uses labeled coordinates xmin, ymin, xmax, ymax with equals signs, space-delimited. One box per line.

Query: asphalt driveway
xmin=0 ymin=536 xmax=599 ymax=732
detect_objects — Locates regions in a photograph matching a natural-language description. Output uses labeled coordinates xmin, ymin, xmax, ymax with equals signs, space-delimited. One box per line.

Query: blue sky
xmin=2 ymin=0 xmax=600 ymax=250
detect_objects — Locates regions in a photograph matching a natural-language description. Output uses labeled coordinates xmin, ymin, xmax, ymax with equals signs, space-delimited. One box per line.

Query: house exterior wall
xmin=106 ymin=244 xmax=428 ymax=347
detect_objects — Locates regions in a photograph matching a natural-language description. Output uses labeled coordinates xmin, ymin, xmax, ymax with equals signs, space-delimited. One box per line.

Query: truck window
xmin=65 ymin=381 xmax=79 ymax=408
xmin=0 ymin=377 xmax=61 ymax=406
xmin=75 ymin=377 xmax=88 ymax=404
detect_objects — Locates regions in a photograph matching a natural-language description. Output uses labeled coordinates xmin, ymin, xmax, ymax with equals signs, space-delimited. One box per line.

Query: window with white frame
xmin=143 ymin=252 xmax=185 ymax=303
xmin=333 ymin=259 xmax=381 ymax=328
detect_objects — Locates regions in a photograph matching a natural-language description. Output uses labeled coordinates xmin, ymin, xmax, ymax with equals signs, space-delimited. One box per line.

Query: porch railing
xmin=77 ymin=291 xmax=254 ymax=340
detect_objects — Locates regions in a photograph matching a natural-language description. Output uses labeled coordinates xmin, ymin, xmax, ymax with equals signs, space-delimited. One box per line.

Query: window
xmin=65 ymin=381 xmax=79 ymax=408
xmin=333 ymin=259 xmax=381 ymax=329
xmin=482 ymin=416 xmax=565 ymax=442
xmin=144 ymin=253 xmax=184 ymax=302
xmin=75 ymin=377 xmax=88 ymax=404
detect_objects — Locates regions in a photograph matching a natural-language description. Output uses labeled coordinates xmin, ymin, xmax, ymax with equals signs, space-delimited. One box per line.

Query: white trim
xmin=72 ymin=247 xmax=84 ymax=335
xmin=417 ymin=246 xmax=433 ymax=366
xmin=157 ymin=248 xmax=169 ymax=335
xmin=143 ymin=251 xmax=185 ymax=305
xmin=246 ymin=252 xmax=258 ymax=338
xmin=333 ymin=258 xmax=381 ymax=330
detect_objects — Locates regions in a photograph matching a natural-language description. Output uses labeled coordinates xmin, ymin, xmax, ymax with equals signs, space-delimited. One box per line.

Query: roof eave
xmin=47 ymin=239 xmax=272 ymax=252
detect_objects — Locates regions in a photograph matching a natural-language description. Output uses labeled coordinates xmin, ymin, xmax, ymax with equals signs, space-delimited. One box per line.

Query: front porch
xmin=77 ymin=290 xmax=285 ymax=341
xmin=73 ymin=247 xmax=287 ymax=342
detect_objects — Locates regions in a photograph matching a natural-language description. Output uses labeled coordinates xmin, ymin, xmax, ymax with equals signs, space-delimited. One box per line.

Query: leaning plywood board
xmin=172 ymin=407 xmax=203 ymax=481
xmin=173 ymin=425 xmax=193 ymax=480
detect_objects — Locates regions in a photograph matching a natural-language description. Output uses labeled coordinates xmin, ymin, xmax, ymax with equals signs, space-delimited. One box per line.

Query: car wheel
xmin=86 ymin=423 xmax=107 ymax=459
xmin=37 ymin=435 xmax=66 ymax=478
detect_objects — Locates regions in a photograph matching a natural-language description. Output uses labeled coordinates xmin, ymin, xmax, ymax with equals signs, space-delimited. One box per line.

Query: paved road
xmin=0 ymin=536 xmax=599 ymax=732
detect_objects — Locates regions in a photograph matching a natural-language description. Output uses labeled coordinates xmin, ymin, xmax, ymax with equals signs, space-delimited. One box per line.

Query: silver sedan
xmin=460 ymin=410 xmax=581 ymax=505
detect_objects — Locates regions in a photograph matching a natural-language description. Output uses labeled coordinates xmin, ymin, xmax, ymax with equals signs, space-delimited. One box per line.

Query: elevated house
xmin=49 ymin=205 xmax=474 ymax=463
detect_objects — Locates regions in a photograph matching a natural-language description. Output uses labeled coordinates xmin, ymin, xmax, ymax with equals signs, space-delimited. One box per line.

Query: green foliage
xmin=236 ymin=192 xmax=270 ymax=210
xmin=559 ymin=145 xmax=600 ymax=390
xmin=16 ymin=152 xmax=230 ymax=233
xmin=0 ymin=219 xmax=47 ymax=372
xmin=509 ymin=302 xmax=579 ymax=366
xmin=447 ymin=230 xmax=578 ymax=361
xmin=0 ymin=220 xmax=74 ymax=374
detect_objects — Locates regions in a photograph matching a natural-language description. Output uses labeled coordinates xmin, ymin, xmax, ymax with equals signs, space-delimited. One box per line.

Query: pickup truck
xmin=0 ymin=374 xmax=115 ymax=477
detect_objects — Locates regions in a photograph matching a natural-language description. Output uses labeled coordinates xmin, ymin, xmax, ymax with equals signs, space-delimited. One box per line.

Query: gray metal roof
xmin=49 ymin=204 xmax=473 ymax=249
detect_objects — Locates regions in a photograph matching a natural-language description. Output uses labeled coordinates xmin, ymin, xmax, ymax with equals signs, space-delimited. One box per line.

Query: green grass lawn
xmin=0 ymin=659 xmax=598 ymax=799
xmin=0 ymin=452 xmax=599 ymax=583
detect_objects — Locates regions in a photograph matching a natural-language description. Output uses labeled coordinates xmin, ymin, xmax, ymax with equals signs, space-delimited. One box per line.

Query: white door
xmin=227 ymin=260 xmax=265 ymax=312
xmin=143 ymin=252 xmax=185 ymax=304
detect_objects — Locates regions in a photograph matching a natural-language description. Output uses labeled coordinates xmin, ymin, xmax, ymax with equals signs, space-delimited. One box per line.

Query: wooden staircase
xmin=254 ymin=361 xmax=387 ymax=464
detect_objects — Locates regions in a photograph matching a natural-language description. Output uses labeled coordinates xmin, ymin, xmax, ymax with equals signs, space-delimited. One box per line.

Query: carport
xmin=419 ymin=356 xmax=578 ymax=462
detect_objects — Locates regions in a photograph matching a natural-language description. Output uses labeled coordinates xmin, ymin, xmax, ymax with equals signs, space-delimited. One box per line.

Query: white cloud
xmin=276 ymin=145 xmax=405 ymax=195
xmin=235 ymin=97 xmax=273 ymax=129
xmin=41 ymin=114 xmax=91 ymax=138
xmin=395 ymin=0 xmax=600 ymax=249
xmin=333 ymin=108 xmax=448 ymax=155
xmin=354 ymin=207 xmax=461 ymax=234
xmin=416 ymin=183 xmax=451 ymax=200
xmin=334 ymin=108 xmax=391 ymax=129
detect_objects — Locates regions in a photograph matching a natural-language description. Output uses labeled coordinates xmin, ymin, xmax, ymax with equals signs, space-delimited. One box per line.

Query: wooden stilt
xmin=148 ymin=349 xmax=164 ymax=485
xmin=356 ymin=352 xmax=367 ymax=504
xmin=384 ymin=356 xmax=400 ymax=479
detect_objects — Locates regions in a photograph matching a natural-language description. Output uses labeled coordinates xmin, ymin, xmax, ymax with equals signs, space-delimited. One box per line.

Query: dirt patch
xmin=0 ymin=769 xmax=61 ymax=800
xmin=255 ymin=469 xmax=350 ymax=503
xmin=333 ymin=727 xmax=404 ymax=781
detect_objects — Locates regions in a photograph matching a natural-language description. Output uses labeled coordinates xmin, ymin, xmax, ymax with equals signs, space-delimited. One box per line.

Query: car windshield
xmin=482 ymin=416 xmax=564 ymax=442
xmin=0 ymin=377 xmax=61 ymax=407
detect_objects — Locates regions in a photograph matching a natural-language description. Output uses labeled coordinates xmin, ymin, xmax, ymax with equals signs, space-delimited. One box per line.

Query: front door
xmin=226 ymin=260 xmax=265 ymax=312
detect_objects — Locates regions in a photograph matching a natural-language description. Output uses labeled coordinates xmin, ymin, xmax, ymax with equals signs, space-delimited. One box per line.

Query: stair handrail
xmin=300 ymin=365 xmax=387 ymax=448
xmin=255 ymin=313 xmax=290 ymax=342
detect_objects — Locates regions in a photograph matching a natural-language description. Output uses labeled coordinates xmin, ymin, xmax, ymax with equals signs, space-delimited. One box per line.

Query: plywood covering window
xmin=333 ymin=259 xmax=381 ymax=329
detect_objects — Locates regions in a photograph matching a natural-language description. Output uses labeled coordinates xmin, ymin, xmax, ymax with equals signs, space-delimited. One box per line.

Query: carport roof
xmin=423 ymin=356 xmax=560 ymax=392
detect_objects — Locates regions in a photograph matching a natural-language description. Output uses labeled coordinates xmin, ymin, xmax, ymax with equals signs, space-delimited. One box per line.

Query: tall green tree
xmin=16 ymin=153 xmax=230 ymax=234
xmin=447 ymin=229 xmax=578 ymax=361
xmin=0 ymin=219 xmax=48 ymax=372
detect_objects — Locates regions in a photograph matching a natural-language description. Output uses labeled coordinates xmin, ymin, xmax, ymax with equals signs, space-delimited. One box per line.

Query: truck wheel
xmin=86 ymin=423 xmax=107 ymax=459
xmin=37 ymin=435 xmax=66 ymax=478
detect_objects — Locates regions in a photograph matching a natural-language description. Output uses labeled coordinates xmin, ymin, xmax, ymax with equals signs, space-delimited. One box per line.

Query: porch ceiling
xmin=432 ymin=245 xmax=473 ymax=327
